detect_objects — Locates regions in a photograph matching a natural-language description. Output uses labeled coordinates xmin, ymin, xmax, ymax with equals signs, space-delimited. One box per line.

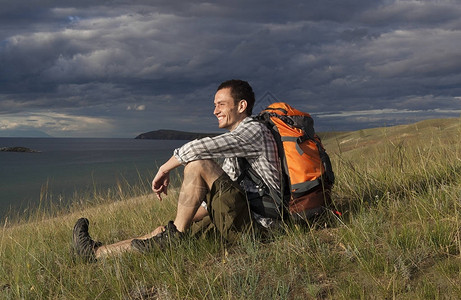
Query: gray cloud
xmin=0 ymin=0 xmax=460 ymax=137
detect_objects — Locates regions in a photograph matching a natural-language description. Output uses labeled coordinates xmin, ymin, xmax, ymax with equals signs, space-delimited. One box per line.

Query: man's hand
xmin=151 ymin=155 xmax=181 ymax=201
xmin=152 ymin=168 xmax=170 ymax=201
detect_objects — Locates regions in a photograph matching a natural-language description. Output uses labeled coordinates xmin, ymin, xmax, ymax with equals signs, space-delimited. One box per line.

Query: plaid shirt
xmin=173 ymin=117 xmax=281 ymax=194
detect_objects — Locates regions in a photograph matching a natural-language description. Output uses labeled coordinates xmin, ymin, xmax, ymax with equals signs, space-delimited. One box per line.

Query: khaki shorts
xmin=190 ymin=173 xmax=252 ymax=243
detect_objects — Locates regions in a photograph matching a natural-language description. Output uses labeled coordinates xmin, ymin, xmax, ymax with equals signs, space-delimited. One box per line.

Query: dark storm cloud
xmin=0 ymin=0 xmax=460 ymax=137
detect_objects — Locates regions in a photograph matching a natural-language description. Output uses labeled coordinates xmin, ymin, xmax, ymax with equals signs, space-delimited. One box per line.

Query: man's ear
xmin=238 ymin=100 xmax=247 ymax=114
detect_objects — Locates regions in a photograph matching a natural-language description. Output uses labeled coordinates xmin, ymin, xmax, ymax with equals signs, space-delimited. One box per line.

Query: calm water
xmin=0 ymin=138 xmax=185 ymax=218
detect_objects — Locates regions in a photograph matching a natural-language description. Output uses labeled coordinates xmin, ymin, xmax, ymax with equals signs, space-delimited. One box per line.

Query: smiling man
xmin=72 ymin=79 xmax=282 ymax=260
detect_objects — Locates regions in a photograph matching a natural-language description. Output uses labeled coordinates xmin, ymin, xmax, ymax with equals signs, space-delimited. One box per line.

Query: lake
xmin=0 ymin=138 xmax=185 ymax=219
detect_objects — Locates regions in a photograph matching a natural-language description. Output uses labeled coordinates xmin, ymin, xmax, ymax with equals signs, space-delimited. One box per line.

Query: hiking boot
xmin=131 ymin=221 xmax=183 ymax=253
xmin=72 ymin=218 xmax=102 ymax=262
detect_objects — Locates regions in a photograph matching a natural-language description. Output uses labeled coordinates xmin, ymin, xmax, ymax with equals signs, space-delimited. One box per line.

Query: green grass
xmin=1 ymin=118 xmax=461 ymax=299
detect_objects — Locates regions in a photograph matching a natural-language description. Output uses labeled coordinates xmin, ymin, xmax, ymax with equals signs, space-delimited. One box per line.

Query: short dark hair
xmin=217 ymin=79 xmax=255 ymax=116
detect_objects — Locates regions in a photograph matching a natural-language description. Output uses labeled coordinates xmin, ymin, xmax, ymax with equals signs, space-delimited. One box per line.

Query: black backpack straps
xmin=319 ymin=146 xmax=335 ymax=184
xmin=237 ymin=157 xmax=267 ymax=197
xmin=236 ymin=157 xmax=249 ymax=184
xmin=237 ymin=157 xmax=288 ymax=219
xmin=257 ymin=113 xmax=292 ymax=205
xmin=237 ymin=157 xmax=286 ymax=205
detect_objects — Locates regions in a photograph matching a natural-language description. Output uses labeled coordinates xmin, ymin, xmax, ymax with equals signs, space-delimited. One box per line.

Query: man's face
xmin=213 ymin=87 xmax=245 ymax=131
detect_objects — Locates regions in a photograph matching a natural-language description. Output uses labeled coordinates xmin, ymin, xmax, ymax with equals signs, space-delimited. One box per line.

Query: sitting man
xmin=72 ymin=79 xmax=282 ymax=261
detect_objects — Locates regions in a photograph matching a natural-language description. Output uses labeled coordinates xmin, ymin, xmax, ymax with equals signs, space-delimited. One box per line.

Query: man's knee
xmin=184 ymin=160 xmax=223 ymax=184
xmin=184 ymin=159 xmax=215 ymax=171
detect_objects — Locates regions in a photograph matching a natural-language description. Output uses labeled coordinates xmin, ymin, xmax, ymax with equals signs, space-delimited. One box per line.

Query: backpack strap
xmin=237 ymin=157 xmax=287 ymax=219
xmin=236 ymin=157 xmax=267 ymax=197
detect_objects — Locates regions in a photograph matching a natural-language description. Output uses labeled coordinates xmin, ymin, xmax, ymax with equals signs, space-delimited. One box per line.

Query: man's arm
xmin=152 ymin=155 xmax=181 ymax=200
xmin=174 ymin=121 xmax=262 ymax=165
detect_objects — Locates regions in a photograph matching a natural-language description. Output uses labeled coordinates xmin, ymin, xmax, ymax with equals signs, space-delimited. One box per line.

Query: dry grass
xmin=1 ymin=117 xmax=460 ymax=299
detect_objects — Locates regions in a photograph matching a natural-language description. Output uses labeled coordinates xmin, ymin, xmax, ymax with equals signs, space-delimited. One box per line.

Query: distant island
xmin=0 ymin=146 xmax=40 ymax=153
xmin=135 ymin=129 xmax=220 ymax=140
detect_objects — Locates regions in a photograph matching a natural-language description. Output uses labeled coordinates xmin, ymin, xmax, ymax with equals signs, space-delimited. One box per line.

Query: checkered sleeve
xmin=174 ymin=118 xmax=262 ymax=164
xmin=173 ymin=118 xmax=281 ymax=193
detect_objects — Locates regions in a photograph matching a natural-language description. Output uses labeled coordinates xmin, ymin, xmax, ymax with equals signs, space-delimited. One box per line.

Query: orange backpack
xmin=240 ymin=102 xmax=335 ymax=220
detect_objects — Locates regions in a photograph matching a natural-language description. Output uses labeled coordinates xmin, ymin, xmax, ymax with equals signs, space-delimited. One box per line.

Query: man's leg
xmin=76 ymin=159 xmax=223 ymax=259
xmin=94 ymin=226 xmax=164 ymax=258
xmin=172 ymin=159 xmax=253 ymax=243
xmin=173 ymin=159 xmax=223 ymax=232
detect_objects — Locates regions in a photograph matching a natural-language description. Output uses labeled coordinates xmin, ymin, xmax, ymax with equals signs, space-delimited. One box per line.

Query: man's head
xmin=217 ymin=79 xmax=255 ymax=117
xmin=214 ymin=79 xmax=255 ymax=131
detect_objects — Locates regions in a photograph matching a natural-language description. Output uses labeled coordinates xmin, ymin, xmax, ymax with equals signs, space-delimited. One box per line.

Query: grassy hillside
xmin=1 ymin=118 xmax=460 ymax=299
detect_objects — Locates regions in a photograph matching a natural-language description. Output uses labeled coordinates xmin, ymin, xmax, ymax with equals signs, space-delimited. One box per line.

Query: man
xmin=73 ymin=79 xmax=281 ymax=260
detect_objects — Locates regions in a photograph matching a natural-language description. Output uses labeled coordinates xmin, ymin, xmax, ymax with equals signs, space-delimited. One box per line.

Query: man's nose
xmin=213 ymin=106 xmax=219 ymax=115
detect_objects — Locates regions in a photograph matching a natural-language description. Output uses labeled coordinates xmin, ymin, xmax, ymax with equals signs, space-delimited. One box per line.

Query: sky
xmin=0 ymin=0 xmax=460 ymax=138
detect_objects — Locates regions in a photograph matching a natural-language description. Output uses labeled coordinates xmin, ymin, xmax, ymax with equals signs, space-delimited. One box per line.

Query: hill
xmin=321 ymin=117 xmax=460 ymax=154
xmin=135 ymin=129 xmax=220 ymax=140
xmin=1 ymin=117 xmax=460 ymax=299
